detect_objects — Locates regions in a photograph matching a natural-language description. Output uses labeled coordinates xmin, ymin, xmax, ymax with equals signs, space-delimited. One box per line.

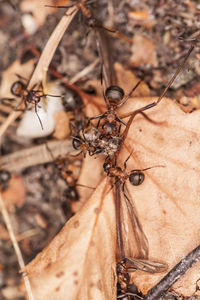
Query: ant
xmin=72 ymin=125 xmax=123 ymax=157
xmin=61 ymin=86 xmax=88 ymax=137
xmin=1 ymin=74 xmax=61 ymax=129
xmin=104 ymin=153 xmax=167 ymax=294
xmin=45 ymin=0 xmax=113 ymax=31
xmin=88 ymin=78 xmax=142 ymax=138
xmin=45 ymin=143 xmax=80 ymax=201
xmin=54 ymin=158 xmax=79 ymax=202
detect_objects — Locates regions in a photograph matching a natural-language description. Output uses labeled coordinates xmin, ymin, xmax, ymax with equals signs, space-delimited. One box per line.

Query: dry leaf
xmin=24 ymin=96 xmax=200 ymax=298
xmin=24 ymin=179 xmax=117 ymax=300
xmin=2 ymin=175 xmax=26 ymax=210
xmin=53 ymin=111 xmax=70 ymax=140
xmin=130 ymin=34 xmax=158 ymax=67
xmin=115 ymin=62 xmax=150 ymax=96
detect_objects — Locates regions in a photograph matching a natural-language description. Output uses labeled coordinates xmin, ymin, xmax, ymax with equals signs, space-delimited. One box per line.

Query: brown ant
xmin=1 ymin=74 xmax=61 ymax=130
xmin=54 ymin=158 xmax=79 ymax=202
xmin=88 ymin=78 xmax=142 ymax=138
xmin=61 ymin=86 xmax=88 ymax=137
xmin=104 ymin=154 xmax=167 ymax=295
xmin=45 ymin=0 xmax=113 ymax=31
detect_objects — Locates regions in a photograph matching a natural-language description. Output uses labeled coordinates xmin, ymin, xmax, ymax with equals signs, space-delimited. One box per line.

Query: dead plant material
xmin=23 ymin=96 xmax=200 ymax=299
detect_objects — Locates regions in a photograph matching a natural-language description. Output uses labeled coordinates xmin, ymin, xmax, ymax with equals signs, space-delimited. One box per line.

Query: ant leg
xmin=99 ymin=64 xmax=109 ymax=105
xmin=43 ymin=94 xmax=62 ymax=98
xmin=119 ymin=45 xmax=194 ymax=149
xmin=34 ymin=103 xmax=44 ymax=130
xmin=15 ymin=73 xmax=28 ymax=82
xmin=116 ymin=116 xmax=127 ymax=126
xmin=123 ymin=151 xmax=133 ymax=170
xmin=117 ymin=79 xmax=142 ymax=108
xmin=14 ymin=98 xmax=25 ymax=111
xmin=1 ymin=98 xmax=16 ymax=107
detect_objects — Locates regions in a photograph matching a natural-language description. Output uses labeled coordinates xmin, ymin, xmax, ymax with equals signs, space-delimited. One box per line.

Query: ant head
xmin=129 ymin=171 xmax=145 ymax=186
xmin=105 ymin=86 xmax=124 ymax=105
xmin=11 ymin=80 xmax=25 ymax=97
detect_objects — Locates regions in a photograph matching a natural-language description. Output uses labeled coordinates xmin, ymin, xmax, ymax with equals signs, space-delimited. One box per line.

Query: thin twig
xmin=144 ymin=244 xmax=200 ymax=300
xmin=0 ymin=7 xmax=78 ymax=139
xmin=0 ymin=139 xmax=74 ymax=172
xmin=0 ymin=193 xmax=35 ymax=300
xmin=70 ymin=58 xmax=100 ymax=84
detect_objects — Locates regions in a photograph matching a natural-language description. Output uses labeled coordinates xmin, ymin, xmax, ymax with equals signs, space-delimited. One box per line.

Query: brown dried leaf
xmin=130 ymin=34 xmax=158 ymax=67
xmin=120 ymin=97 xmax=200 ymax=296
xmin=24 ymin=179 xmax=117 ymax=300
xmin=25 ymin=96 xmax=200 ymax=298
xmin=2 ymin=175 xmax=26 ymax=210
xmin=53 ymin=111 xmax=71 ymax=140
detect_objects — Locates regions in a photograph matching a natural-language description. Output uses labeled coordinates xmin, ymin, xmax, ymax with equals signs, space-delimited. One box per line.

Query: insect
xmin=45 ymin=143 xmax=80 ymax=201
xmin=104 ymin=155 xmax=167 ymax=298
xmin=88 ymin=79 xmax=142 ymax=138
xmin=45 ymin=0 xmax=112 ymax=30
xmin=61 ymin=86 xmax=88 ymax=137
xmin=55 ymin=158 xmax=80 ymax=202
xmin=1 ymin=74 xmax=61 ymax=129
xmin=105 ymin=46 xmax=195 ymax=298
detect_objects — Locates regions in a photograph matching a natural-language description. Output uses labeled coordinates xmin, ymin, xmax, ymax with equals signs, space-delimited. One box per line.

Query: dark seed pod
xmin=11 ymin=81 xmax=25 ymax=97
xmin=105 ymin=86 xmax=124 ymax=104
xmin=129 ymin=171 xmax=145 ymax=186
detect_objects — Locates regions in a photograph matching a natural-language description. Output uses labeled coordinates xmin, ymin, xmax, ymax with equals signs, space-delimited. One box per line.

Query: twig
xmin=144 ymin=244 xmax=200 ymax=300
xmin=0 ymin=139 xmax=74 ymax=172
xmin=70 ymin=58 xmax=100 ymax=84
xmin=0 ymin=193 xmax=35 ymax=300
xmin=0 ymin=7 xmax=78 ymax=139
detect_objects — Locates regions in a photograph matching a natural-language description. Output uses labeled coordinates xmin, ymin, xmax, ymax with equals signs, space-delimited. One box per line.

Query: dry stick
xmin=144 ymin=244 xmax=200 ymax=300
xmin=0 ymin=139 xmax=74 ymax=172
xmin=0 ymin=193 xmax=35 ymax=300
xmin=0 ymin=6 xmax=78 ymax=139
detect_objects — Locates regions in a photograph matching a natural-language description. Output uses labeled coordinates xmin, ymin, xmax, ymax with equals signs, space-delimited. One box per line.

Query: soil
xmin=0 ymin=1 xmax=199 ymax=299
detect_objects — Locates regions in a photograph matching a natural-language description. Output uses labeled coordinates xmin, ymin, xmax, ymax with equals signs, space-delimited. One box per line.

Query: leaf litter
xmin=22 ymin=94 xmax=200 ymax=299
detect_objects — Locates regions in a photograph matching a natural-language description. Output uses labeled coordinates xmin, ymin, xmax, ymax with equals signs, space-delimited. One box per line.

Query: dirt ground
xmin=0 ymin=1 xmax=199 ymax=299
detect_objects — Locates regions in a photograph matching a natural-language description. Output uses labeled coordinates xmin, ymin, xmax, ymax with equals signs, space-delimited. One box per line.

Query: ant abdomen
xmin=72 ymin=136 xmax=82 ymax=150
xmin=105 ymin=86 xmax=124 ymax=105
xmin=11 ymin=81 xmax=25 ymax=97
xmin=129 ymin=171 xmax=145 ymax=186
